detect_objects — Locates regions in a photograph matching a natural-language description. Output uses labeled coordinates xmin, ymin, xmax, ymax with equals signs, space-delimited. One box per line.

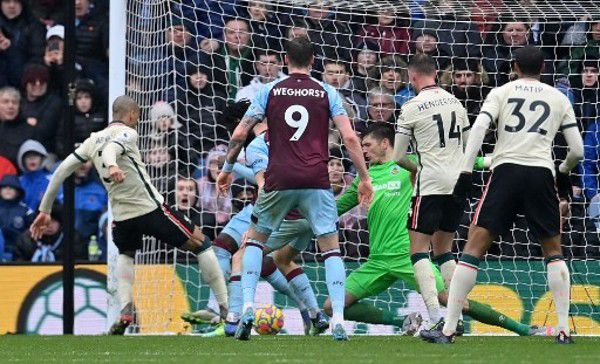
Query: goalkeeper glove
xmin=452 ymin=172 xmax=473 ymax=201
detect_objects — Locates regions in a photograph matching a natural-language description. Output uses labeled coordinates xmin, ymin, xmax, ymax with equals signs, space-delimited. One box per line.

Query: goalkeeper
xmin=323 ymin=123 xmax=547 ymax=336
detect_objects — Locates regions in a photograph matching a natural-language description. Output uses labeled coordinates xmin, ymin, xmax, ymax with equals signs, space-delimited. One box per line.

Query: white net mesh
xmin=122 ymin=0 xmax=600 ymax=335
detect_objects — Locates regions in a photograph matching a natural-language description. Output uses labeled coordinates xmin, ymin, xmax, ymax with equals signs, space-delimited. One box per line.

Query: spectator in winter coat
xmin=0 ymin=0 xmax=46 ymax=87
xmin=74 ymin=161 xmax=107 ymax=241
xmin=19 ymin=63 xmax=62 ymax=153
xmin=350 ymin=41 xmax=380 ymax=97
xmin=0 ymin=86 xmax=35 ymax=166
xmin=322 ymin=59 xmax=367 ymax=123
xmin=56 ymin=78 xmax=105 ymax=158
xmin=15 ymin=203 xmax=84 ymax=262
xmin=244 ymin=0 xmax=286 ymax=51
xmin=573 ymin=59 xmax=600 ymax=132
xmin=74 ymin=0 xmax=108 ymax=95
xmin=0 ymin=173 xmax=33 ymax=260
xmin=18 ymin=139 xmax=58 ymax=210
xmin=43 ymin=25 xmax=84 ymax=97
xmin=197 ymin=145 xmax=232 ymax=228
xmin=582 ymin=118 xmax=600 ymax=200
xmin=356 ymin=10 xmax=410 ymax=56
xmin=0 ymin=228 xmax=5 ymax=261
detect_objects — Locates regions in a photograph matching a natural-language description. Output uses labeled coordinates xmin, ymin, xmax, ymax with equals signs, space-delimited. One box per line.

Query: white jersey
xmin=73 ymin=122 xmax=164 ymax=221
xmin=481 ymin=79 xmax=577 ymax=173
xmin=397 ymin=86 xmax=469 ymax=196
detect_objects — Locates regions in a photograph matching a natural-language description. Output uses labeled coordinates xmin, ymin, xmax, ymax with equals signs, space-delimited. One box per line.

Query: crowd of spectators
xmin=1 ymin=0 xmax=600 ymax=263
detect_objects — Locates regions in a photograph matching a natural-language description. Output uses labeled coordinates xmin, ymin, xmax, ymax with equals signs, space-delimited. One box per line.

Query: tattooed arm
xmin=217 ymin=115 xmax=262 ymax=195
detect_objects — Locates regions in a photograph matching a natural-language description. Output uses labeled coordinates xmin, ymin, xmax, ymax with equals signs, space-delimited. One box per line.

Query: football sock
xmin=197 ymin=248 xmax=228 ymax=317
xmin=442 ymin=254 xmax=479 ymax=336
xmin=116 ymin=254 xmax=134 ymax=311
xmin=213 ymin=245 xmax=232 ymax=280
xmin=434 ymin=253 xmax=463 ymax=320
xmin=323 ymin=249 xmax=346 ymax=326
xmin=241 ymin=240 xmax=264 ymax=313
xmin=264 ymin=269 xmax=306 ymax=311
xmin=287 ymin=268 xmax=320 ymax=319
xmin=411 ymin=253 xmax=441 ymax=323
xmin=226 ymin=274 xmax=242 ymax=323
xmin=345 ymin=302 xmax=406 ymax=326
xmin=546 ymin=256 xmax=571 ymax=335
xmin=466 ymin=299 xmax=530 ymax=336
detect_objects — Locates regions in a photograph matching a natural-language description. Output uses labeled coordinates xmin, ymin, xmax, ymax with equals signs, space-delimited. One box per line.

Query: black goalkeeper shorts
xmin=473 ymin=163 xmax=560 ymax=240
xmin=112 ymin=205 xmax=196 ymax=253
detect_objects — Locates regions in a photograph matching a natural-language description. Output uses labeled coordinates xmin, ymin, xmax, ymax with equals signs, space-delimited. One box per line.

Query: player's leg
xmin=408 ymin=196 xmax=443 ymax=324
xmin=109 ymin=218 xmax=142 ymax=335
xmin=324 ymin=259 xmax=421 ymax=334
xmin=223 ymin=248 xmax=244 ymax=335
xmin=431 ymin=231 xmax=456 ymax=291
xmin=236 ymin=190 xmax=292 ymax=340
xmin=299 ymin=188 xmax=347 ymax=340
xmin=524 ymin=168 xmax=571 ymax=343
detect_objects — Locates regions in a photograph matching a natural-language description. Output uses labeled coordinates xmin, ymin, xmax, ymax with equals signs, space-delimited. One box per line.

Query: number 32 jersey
xmin=480 ymin=79 xmax=577 ymax=173
xmin=396 ymin=86 xmax=469 ymax=196
xmin=244 ymin=73 xmax=347 ymax=191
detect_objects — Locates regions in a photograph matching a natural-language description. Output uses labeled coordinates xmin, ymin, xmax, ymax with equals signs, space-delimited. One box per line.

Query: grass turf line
xmin=1 ymin=336 xmax=599 ymax=363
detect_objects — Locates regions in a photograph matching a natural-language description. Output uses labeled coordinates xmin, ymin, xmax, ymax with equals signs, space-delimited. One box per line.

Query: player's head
xmin=112 ymin=95 xmax=140 ymax=127
xmin=512 ymin=45 xmax=545 ymax=79
xmin=407 ymin=54 xmax=437 ymax=92
xmin=231 ymin=178 xmax=256 ymax=211
xmin=361 ymin=123 xmax=395 ymax=164
xmin=284 ymin=36 xmax=314 ymax=70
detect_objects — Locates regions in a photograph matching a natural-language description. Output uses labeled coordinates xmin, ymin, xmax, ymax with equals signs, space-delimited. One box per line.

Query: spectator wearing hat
xmin=0 ymin=0 xmax=46 ymax=87
xmin=19 ymin=63 xmax=62 ymax=153
xmin=15 ymin=203 xmax=84 ymax=262
xmin=411 ymin=16 xmax=483 ymax=60
xmin=43 ymin=24 xmax=81 ymax=95
xmin=0 ymin=86 xmax=35 ymax=166
xmin=410 ymin=28 xmax=451 ymax=71
xmin=0 ymin=173 xmax=33 ymax=261
xmin=356 ymin=10 xmax=410 ymax=56
xmin=17 ymin=139 xmax=57 ymax=211
xmin=0 ymin=155 xmax=16 ymax=180
xmin=74 ymin=0 xmax=108 ymax=94
xmin=178 ymin=62 xmax=228 ymax=156
xmin=236 ymin=50 xmax=285 ymax=102
xmin=55 ymin=78 xmax=105 ymax=158
xmin=350 ymin=41 xmax=380 ymax=97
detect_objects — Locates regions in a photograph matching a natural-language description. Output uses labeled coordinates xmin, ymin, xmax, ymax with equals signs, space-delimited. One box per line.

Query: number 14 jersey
xmin=244 ymin=73 xmax=347 ymax=192
xmin=479 ymin=78 xmax=577 ymax=173
xmin=396 ymin=86 xmax=469 ymax=196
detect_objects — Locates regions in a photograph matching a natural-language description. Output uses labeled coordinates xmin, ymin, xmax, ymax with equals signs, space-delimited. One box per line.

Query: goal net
xmin=118 ymin=0 xmax=600 ymax=335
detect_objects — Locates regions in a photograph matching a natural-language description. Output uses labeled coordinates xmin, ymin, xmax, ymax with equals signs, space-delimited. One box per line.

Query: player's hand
xmin=357 ymin=178 xmax=374 ymax=209
xmin=30 ymin=212 xmax=51 ymax=240
xmin=452 ymin=172 xmax=473 ymax=201
xmin=108 ymin=165 xmax=125 ymax=183
xmin=216 ymin=171 xmax=233 ymax=196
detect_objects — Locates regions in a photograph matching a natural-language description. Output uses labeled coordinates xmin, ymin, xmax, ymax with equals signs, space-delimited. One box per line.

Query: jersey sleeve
xmin=560 ymin=102 xmax=578 ymax=131
xmin=72 ymin=138 xmax=93 ymax=162
xmin=244 ymin=83 xmax=271 ymax=120
xmin=396 ymin=101 xmax=416 ymax=135
xmin=478 ymin=87 xmax=502 ymax=126
xmin=245 ymin=139 xmax=269 ymax=175
xmin=336 ymin=177 xmax=359 ymax=216
xmin=323 ymin=84 xmax=348 ymax=118
xmin=113 ymin=129 xmax=139 ymax=155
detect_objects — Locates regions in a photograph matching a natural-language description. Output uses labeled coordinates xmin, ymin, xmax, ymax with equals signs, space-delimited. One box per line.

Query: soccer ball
xmin=253 ymin=304 xmax=284 ymax=335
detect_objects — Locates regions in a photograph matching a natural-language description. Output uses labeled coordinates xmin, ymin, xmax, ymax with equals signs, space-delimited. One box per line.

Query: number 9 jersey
xmin=480 ymin=79 xmax=577 ymax=173
xmin=396 ymin=86 xmax=470 ymax=196
xmin=244 ymin=73 xmax=347 ymax=192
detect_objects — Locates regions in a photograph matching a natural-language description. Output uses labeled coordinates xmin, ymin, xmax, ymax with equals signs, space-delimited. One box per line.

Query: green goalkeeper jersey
xmin=337 ymin=161 xmax=412 ymax=259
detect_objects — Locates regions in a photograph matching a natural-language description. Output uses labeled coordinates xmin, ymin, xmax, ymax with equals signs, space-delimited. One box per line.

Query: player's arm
xmin=393 ymin=103 xmax=417 ymax=173
xmin=336 ymin=178 xmax=359 ymax=216
xmin=102 ymin=141 xmax=126 ymax=183
xmin=333 ymin=114 xmax=373 ymax=207
xmin=31 ymin=154 xmax=84 ymax=239
xmin=558 ymin=109 xmax=584 ymax=174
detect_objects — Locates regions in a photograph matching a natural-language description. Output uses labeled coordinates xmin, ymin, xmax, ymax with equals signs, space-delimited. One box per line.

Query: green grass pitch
xmin=1 ymin=336 xmax=599 ymax=363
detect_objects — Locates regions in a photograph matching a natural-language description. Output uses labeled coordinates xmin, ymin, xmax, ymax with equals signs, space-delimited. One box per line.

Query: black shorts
xmin=112 ymin=205 xmax=196 ymax=253
xmin=407 ymin=195 xmax=464 ymax=235
xmin=473 ymin=163 xmax=560 ymax=240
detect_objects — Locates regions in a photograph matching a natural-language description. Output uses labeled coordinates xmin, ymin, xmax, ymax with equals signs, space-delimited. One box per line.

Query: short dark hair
xmin=363 ymin=123 xmax=395 ymax=146
xmin=323 ymin=58 xmax=350 ymax=73
xmin=285 ymin=36 xmax=314 ymax=68
xmin=256 ymin=49 xmax=282 ymax=62
xmin=408 ymin=54 xmax=437 ymax=75
xmin=513 ymin=45 xmax=545 ymax=76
